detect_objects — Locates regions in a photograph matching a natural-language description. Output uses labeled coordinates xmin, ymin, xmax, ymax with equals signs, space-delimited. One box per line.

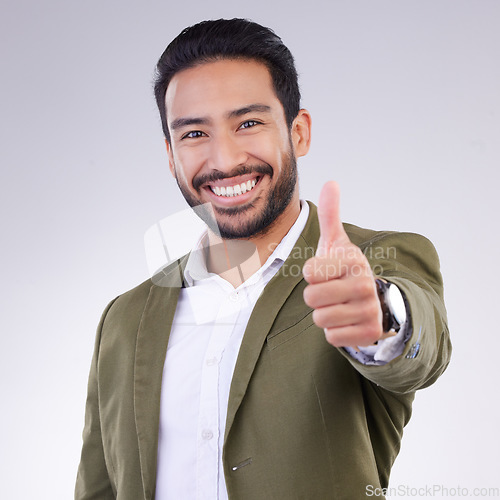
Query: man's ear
xmin=291 ymin=109 xmax=312 ymax=158
xmin=165 ymin=138 xmax=176 ymax=177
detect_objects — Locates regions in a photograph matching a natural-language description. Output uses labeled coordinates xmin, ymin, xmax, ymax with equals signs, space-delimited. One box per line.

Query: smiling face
xmin=164 ymin=58 xmax=311 ymax=240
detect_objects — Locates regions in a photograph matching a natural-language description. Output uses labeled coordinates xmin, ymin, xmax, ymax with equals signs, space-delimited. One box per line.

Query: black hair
xmin=153 ymin=18 xmax=301 ymax=142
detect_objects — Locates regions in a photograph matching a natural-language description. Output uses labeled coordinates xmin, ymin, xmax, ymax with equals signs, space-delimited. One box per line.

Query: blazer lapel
xmin=224 ymin=202 xmax=320 ymax=441
xmin=133 ymin=259 xmax=187 ymax=499
xmin=132 ymin=204 xmax=321 ymax=495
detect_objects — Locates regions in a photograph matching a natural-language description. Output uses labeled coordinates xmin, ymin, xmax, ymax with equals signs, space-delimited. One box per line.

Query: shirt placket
xmin=196 ymin=287 xmax=243 ymax=500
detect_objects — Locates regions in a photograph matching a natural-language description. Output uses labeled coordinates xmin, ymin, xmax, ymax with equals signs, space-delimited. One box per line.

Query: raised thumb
xmin=316 ymin=181 xmax=349 ymax=257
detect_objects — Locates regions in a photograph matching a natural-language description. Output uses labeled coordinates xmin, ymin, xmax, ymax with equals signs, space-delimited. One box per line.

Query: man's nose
xmin=209 ymin=133 xmax=248 ymax=172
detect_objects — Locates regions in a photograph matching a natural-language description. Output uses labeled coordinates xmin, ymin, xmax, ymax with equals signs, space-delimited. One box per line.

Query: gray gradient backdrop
xmin=1 ymin=1 xmax=499 ymax=498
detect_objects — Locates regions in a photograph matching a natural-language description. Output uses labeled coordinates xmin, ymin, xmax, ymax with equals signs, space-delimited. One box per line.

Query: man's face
xmin=164 ymin=59 xmax=307 ymax=239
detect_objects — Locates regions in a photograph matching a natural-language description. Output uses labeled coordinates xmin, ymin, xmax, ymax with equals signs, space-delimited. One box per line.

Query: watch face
xmin=387 ymin=283 xmax=407 ymax=325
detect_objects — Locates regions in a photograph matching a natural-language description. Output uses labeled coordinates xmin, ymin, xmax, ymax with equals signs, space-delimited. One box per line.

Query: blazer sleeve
xmin=339 ymin=228 xmax=451 ymax=394
xmin=75 ymin=299 xmax=118 ymax=500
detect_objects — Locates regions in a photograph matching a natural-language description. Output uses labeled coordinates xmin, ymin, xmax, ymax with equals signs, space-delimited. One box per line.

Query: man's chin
xmin=214 ymin=222 xmax=270 ymax=240
xmin=212 ymin=209 xmax=276 ymax=240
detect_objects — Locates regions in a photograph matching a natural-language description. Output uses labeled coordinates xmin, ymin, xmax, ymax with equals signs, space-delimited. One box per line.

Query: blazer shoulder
xmin=100 ymin=255 xmax=184 ymax=332
xmin=304 ymin=201 xmax=437 ymax=255
xmin=344 ymin=222 xmax=437 ymax=252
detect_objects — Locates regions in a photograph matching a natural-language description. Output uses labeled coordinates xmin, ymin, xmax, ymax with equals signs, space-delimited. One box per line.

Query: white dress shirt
xmin=155 ymin=201 xmax=407 ymax=499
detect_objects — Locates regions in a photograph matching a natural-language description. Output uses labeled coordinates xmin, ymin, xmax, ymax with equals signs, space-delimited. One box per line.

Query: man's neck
xmin=205 ymin=200 xmax=301 ymax=288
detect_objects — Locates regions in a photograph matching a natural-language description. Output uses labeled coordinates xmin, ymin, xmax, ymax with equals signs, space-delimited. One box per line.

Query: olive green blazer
xmin=75 ymin=202 xmax=451 ymax=499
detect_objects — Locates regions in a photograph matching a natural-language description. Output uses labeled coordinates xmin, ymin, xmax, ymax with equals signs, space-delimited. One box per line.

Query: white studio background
xmin=1 ymin=1 xmax=499 ymax=498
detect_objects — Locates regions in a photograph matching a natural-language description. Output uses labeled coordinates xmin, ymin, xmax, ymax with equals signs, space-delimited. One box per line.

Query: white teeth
xmin=210 ymin=179 xmax=258 ymax=198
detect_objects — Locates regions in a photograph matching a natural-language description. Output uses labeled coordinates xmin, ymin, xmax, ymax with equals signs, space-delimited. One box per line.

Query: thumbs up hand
xmin=303 ymin=181 xmax=384 ymax=348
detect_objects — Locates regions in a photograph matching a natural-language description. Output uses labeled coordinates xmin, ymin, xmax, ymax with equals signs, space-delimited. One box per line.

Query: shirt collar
xmin=183 ymin=200 xmax=310 ymax=287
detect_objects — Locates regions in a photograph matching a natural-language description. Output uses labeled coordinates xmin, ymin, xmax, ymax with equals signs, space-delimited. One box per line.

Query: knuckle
xmin=324 ymin=328 xmax=341 ymax=347
xmin=302 ymin=260 xmax=314 ymax=281
xmin=362 ymin=323 xmax=382 ymax=343
xmin=304 ymin=257 xmax=329 ymax=282
xmin=312 ymin=308 xmax=328 ymax=329
xmin=353 ymin=277 xmax=372 ymax=296
xmin=303 ymin=285 xmax=315 ymax=307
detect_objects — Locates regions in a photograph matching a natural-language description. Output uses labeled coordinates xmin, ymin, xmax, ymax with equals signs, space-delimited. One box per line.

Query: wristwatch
xmin=375 ymin=278 xmax=407 ymax=334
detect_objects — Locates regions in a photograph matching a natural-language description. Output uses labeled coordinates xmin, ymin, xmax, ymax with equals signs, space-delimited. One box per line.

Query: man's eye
xmin=239 ymin=120 xmax=260 ymax=129
xmin=182 ymin=130 xmax=205 ymax=139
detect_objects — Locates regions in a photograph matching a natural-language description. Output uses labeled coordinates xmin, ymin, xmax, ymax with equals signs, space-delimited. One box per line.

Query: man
xmin=75 ymin=19 xmax=451 ymax=500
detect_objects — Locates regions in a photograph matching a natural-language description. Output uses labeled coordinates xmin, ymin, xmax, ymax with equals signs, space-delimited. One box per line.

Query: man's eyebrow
xmin=227 ymin=104 xmax=271 ymax=119
xmin=170 ymin=116 xmax=210 ymax=131
xmin=170 ymin=104 xmax=271 ymax=131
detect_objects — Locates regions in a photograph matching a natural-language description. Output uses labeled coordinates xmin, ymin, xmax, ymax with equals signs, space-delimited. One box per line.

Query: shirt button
xmin=206 ymin=357 xmax=217 ymax=366
xmin=202 ymin=429 xmax=213 ymax=440
xmin=229 ymin=292 xmax=239 ymax=302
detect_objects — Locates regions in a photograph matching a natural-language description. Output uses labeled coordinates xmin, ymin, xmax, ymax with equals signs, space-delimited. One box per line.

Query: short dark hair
xmin=153 ymin=18 xmax=301 ymax=142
